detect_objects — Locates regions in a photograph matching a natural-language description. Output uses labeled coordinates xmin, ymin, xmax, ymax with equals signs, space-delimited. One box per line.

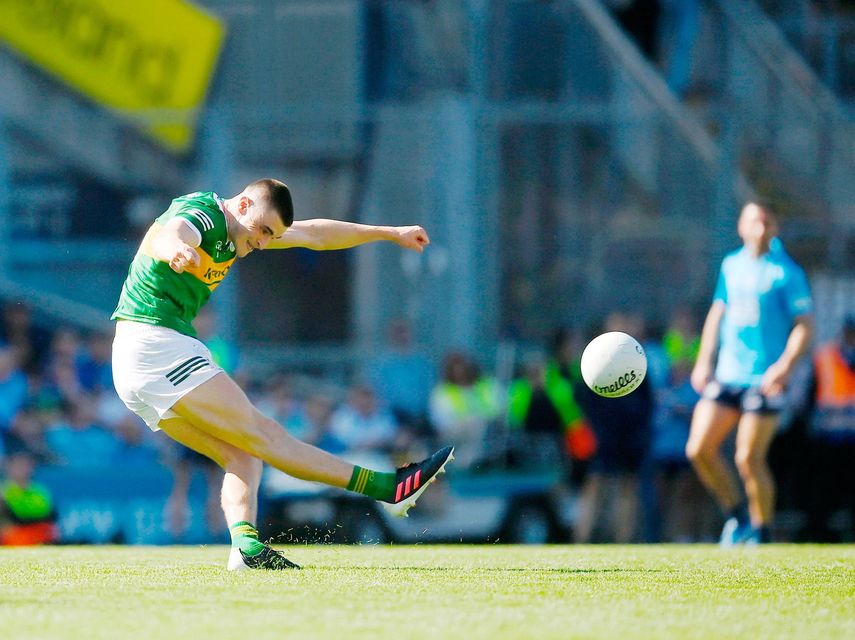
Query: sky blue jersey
xmin=713 ymin=242 xmax=813 ymax=387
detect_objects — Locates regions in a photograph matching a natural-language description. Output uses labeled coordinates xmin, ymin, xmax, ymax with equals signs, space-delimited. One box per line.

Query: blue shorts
xmin=702 ymin=381 xmax=784 ymax=415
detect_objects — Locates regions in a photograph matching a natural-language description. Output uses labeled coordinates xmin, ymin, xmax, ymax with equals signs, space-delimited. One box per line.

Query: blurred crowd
xmin=1 ymin=299 xmax=853 ymax=546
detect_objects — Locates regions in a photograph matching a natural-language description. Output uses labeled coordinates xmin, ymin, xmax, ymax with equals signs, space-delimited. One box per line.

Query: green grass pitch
xmin=1 ymin=545 xmax=853 ymax=639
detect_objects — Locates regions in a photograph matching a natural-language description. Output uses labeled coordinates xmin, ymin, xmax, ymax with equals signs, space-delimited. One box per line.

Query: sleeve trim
xmin=177 ymin=217 xmax=203 ymax=245
xmin=186 ymin=208 xmax=215 ymax=231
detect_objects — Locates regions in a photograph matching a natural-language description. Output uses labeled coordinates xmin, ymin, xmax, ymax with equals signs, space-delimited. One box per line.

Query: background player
xmin=686 ymin=202 xmax=813 ymax=545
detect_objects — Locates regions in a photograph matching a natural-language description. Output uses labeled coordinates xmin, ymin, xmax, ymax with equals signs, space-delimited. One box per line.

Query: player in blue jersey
xmin=686 ymin=202 xmax=813 ymax=545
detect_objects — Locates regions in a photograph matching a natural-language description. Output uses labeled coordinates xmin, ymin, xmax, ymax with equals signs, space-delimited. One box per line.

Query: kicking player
xmin=111 ymin=179 xmax=453 ymax=569
xmin=686 ymin=202 xmax=813 ymax=545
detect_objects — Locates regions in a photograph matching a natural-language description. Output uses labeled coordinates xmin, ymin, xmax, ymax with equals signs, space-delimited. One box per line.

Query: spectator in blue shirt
xmin=45 ymin=399 xmax=120 ymax=467
xmin=78 ymin=332 xmax=114 ymax=394
xmin=0 ymin=346 xmax=27 ymax=435
xmin=331 ymin=384 xmax=402 ymax=454
xmin=0 ymin=301 xmax=52 ymax=375
xmin=363 ymin=319 xmax=435 ymax=434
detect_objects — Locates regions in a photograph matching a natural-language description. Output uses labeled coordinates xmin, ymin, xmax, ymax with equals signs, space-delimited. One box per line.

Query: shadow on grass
xmin=314 ymin=567 xmax=669 ymax=574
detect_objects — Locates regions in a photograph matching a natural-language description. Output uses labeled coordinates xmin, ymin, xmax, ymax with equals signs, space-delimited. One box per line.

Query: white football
xmin=580 ymin=331 xmax=647 ymax=398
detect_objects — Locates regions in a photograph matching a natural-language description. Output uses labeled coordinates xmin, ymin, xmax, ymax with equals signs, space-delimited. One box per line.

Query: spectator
xmin=662 ymin=306 xmax=701 ymax=370
xmin=547 ymin=328 xmax=598 ymax=474
xmin=256 ymin=374 xmax=306 ymax=436
xmin=44 ymin=399 xmax=120 ymax=467
xmin=651 ymin=360 xmax=717 ymax=542
xmin=300 ymin=392 xmax=346 ymax=454
xmin=78 ymin=332 xmax=114 ymax=393
xmin=507 ymin=351 xmax=592 ymax=470
xmin=256 ymin=375 xmax=307 ymax=439
xmin=429 ymin=352 xmax=502 ymax=470
xmin=363 ymin=318 xmax=435 ymax=434
xmin=25 ymin=368 xmax=63 ymax=421
xmin=799 ymin=315 xmax=855 ymax=540
xmin=0 ymin=346 xmax=28 ymax=435
xmin=573 ymin=312 xmax=655 ymax=544
xmin=632 ymin=313 xmax=671 ymax=391
xmin=113 ymin=413 xmax=162 ymax=466
xmin=5 ymin=409 xmax=53 ymax=463
xmin=43 ymin=327 xmax=85 ymax=405
xmin=0 ymin=301 xmax=52 ymax=375
xmin=0 ymin=449 xmax=58 ymax=545
xmin=811 ymin=315 xmax=855 ymax=443
xmin=549 ymin=327 xmax=584 ymax=385
xmin=330 ymin=384 xmax=402 ymax=453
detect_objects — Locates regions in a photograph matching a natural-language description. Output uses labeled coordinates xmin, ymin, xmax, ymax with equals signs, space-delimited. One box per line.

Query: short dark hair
xmin=247 ymin=178 xmax=294 ymax=227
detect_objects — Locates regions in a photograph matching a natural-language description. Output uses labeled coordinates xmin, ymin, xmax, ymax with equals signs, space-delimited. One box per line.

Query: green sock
xmin=229 ymin=521 xmax=265 ymax=556
xmin=347 ymin=465 xmax=396 ymax=501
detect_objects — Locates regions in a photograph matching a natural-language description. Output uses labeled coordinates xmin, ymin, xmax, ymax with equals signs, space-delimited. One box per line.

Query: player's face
xmin=234 ymin=199 xmax=288 ymax=257
xmin=738 ymin=204 xmax=778 ymax=249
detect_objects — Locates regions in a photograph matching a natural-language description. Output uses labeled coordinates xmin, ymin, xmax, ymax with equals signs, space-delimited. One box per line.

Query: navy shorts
xmin=702 ymin=381 xmax=784 ymax=415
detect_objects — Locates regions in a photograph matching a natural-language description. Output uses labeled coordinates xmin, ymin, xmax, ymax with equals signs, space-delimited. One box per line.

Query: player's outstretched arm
xmin=269 ymin=219 xmax=430 ymax=252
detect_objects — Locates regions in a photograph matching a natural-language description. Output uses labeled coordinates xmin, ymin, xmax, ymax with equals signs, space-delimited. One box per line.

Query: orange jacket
xmin=814 ymin=344 xmax=855 ymax=409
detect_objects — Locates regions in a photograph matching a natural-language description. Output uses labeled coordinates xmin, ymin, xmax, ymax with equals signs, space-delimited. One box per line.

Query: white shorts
xmin=112 ymin=321 xmax=223 ymax=431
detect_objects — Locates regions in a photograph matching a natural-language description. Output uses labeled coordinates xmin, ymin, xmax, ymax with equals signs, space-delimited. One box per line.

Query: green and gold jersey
xmin=111 ymin=192 xmax=237 ymax=337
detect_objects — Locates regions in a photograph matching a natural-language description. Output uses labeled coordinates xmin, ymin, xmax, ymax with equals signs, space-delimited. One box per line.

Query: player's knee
xmin=224 ymin=449 xmax=262 ymax=479
xmin=685 ymin=440 xmax=707 ymax=464
xmin=734 ymin=449 xmax=764 ymax=477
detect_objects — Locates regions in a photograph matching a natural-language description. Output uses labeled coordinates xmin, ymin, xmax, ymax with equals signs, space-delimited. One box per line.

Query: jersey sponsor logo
xmin=185 ymin=252 xmax=234 ymax=289
xmin=202 ymin=264 xmax=231 ymax=281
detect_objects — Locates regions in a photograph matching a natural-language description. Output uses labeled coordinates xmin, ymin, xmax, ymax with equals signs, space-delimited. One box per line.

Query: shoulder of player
xmin=767 ymin=247 xmax=805 ymax=274
xmin=174 ymin=193 xmax=226 ymax=231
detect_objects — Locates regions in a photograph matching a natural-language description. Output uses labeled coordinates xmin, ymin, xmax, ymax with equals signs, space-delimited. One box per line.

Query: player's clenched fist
xmin=168 ymin=244 xmax=201 ymax=273
xmin=394 ymin=225 xmax=430 ymax=252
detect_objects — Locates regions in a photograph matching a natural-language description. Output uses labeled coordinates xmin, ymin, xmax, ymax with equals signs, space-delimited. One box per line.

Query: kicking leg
xmin=172 ymin=374 xmax=352 ymax=487
xmin=171 ymin=372 xmax=453 ymax=516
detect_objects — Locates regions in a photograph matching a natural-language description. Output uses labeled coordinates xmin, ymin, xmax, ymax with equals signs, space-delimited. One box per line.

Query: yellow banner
xmin=0 ymin=0 xmax=225 ymax=153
